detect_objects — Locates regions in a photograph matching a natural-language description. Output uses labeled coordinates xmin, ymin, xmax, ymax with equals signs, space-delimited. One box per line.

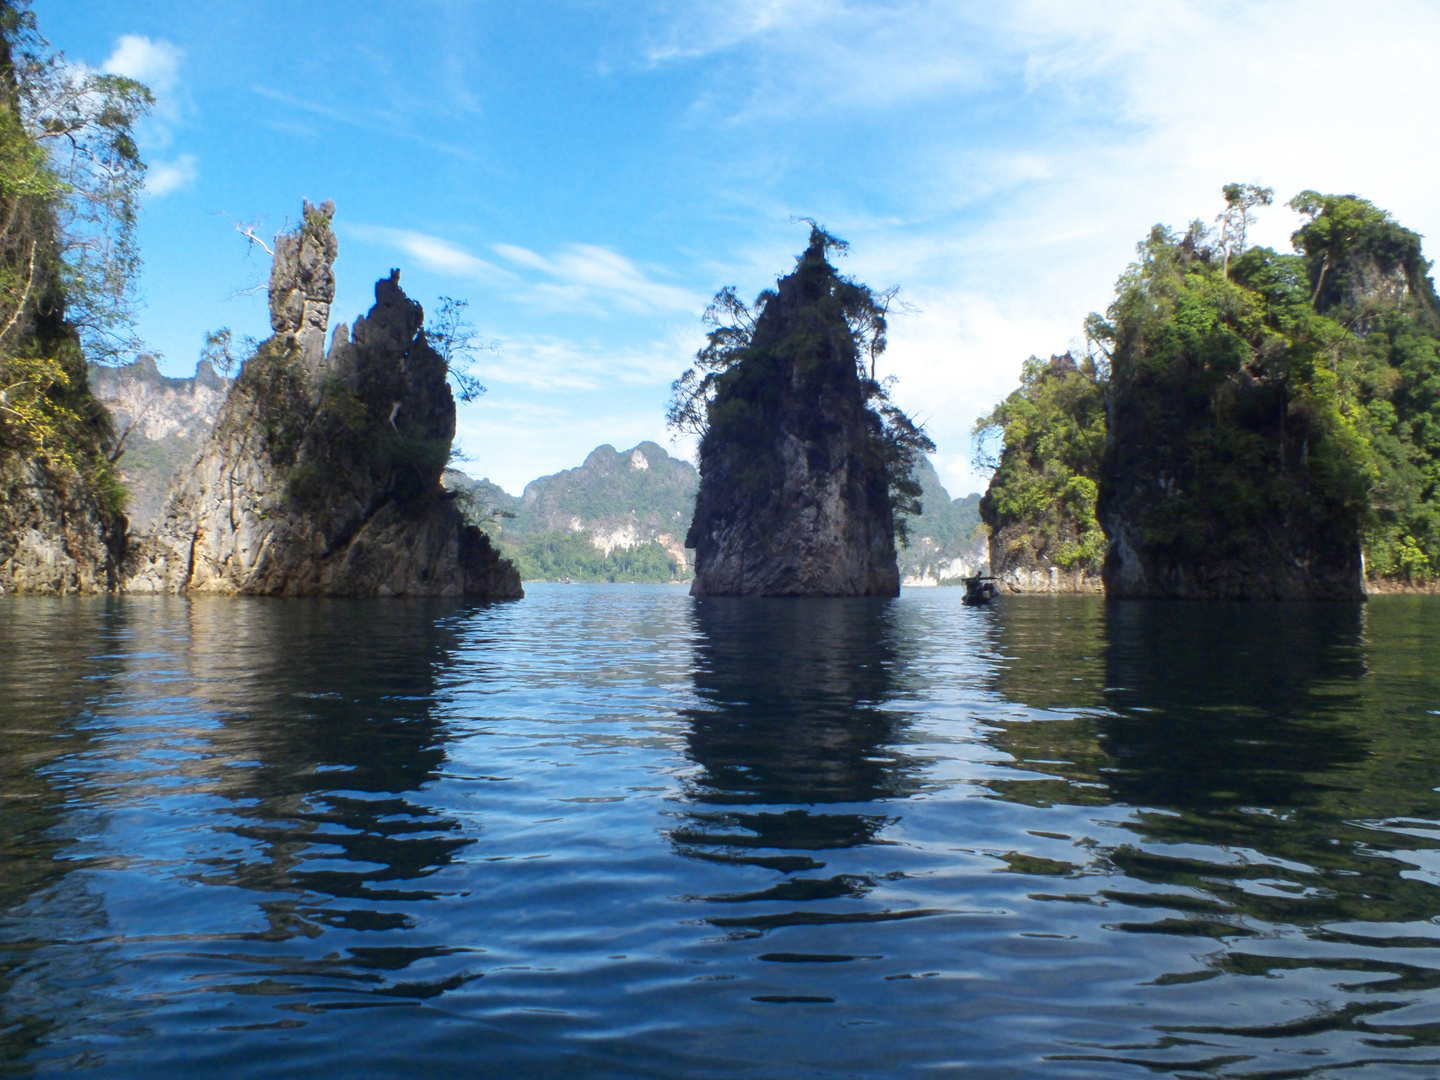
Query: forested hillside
xmin=446 ymin=442 xmax=697 ymax=583
xmin=448 ymin=443 xmax=980 ymax=585
xmin=977 ymin=186 xmax=1440 ymax=596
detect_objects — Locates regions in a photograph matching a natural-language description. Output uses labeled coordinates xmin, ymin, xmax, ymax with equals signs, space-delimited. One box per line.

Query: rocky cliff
xmin=125 ymin=200 xmax=521 ymax=598
xmin=684 ymin=230 xmax=910 ymax=597
xmin=89 ymin=356 xmax=231 ymax=530
xmin=0 ymin=455 xmax=124 ymax=594
xmin=988 ymin=519 xmax=1104 ymax=594
xmin=1097 ymin=219 xmax=1368 ymax=601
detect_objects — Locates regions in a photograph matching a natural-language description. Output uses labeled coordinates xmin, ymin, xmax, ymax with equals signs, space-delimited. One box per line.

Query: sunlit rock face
xmin=88 ymin=356 xmax=232 ymax=531
xmin=125 ymin=201 xmax=521 ymax=599
xmin=686 ymin=236 xmax=899 ymax=597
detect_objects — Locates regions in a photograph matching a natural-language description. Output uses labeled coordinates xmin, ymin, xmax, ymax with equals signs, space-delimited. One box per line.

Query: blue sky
xmin=35 ymin=0 xmax=1440 ymax=496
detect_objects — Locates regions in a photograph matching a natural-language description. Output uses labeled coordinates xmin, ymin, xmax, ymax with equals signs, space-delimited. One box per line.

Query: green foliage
xmin=0 ymin=2 xmax=132 ymax=518
xmin=280 ymin=364 xmax=451 ymax=511
xmin=6 ymin=0 xmax=152 ymax=363
xmin=1287 ymin=192 xmax=1440 ymax=579
xmin=978 ymin=185 xmax=1440 ymax=587
xmin=975 ymin=353 xmax=1107 ymax=573
xmin=1096 ymin=213 xmax=1378 ymax=575
xmin=668 ymin=225 xmax=934 ymax=540
xmin=200 ymin=327 xmax=255 ymax=379
xmin=502 ymin=530 xmax=686 ymax=583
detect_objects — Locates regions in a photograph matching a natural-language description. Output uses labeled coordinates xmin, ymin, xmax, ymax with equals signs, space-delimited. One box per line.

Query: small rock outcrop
xmin=975 ymin=352 xmax=1106 ymax=594
xmin=683 ymin=229 xmax=914 ymax=596
xmin=125 ymin=201 xmax=521 ymax=598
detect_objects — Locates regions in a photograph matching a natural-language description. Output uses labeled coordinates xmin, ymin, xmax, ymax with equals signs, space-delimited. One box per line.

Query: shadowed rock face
xmin=0 ymin=457 xmax=123 ymax=595
xmin=686 ymin=236 xmax=899 ymax=597
xmin=125 ymin=201 xmax=521 ymax=599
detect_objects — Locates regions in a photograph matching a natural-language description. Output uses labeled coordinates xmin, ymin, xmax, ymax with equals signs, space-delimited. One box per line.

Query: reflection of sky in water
xmin=1 ymin=589 xmax=1439 ymax=1078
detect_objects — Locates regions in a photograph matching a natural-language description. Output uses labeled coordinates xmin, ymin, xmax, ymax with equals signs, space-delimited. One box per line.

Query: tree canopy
xmin=0 ymin=1 xmax=150 ymax=512
xmin=977 ymin=184 xmax=1440 ymax=587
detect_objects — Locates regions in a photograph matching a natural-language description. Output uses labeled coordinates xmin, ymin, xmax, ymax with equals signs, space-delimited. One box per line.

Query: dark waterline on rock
xmin=2 ymin=588 xmax=1439 ymax=1077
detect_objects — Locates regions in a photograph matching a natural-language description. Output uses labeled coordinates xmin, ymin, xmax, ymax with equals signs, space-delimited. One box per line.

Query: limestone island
xmin=671 ymin=226 xmax=933 ymax=596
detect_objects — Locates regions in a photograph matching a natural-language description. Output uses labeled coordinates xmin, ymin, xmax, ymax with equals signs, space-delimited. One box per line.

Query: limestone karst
xmin=125 ymin=201 xmax=522 ymax=598
xmin=678 ymin=228 xmax=930 ymax=596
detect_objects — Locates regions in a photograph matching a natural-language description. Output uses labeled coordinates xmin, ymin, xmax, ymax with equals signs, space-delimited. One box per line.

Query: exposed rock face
xmin=989 ymin=517 xmax=1103 ymax=594
xmin=89 ymin=356 xmax=231 ymax=529
xmin=267 ymin=201 xmax=337 ymax=372
xmin=125 ymin=201 xmax=521 ymax=599
xmin=686 ymin=236 xmax=900 ymax=597
xmin=0 ymin=456 xmax=123 ymax=594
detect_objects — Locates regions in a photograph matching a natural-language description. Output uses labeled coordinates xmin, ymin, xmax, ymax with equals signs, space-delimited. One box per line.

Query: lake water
xmin=3 ymin=586 xmax=1440 ymax=1078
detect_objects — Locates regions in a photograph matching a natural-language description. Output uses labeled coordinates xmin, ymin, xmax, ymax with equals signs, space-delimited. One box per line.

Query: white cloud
xmin=484 ymin=328 xmax=701 ymax=392
xmin=145 ymin=153 xmax=197 ymax=196
xmin=643 ymin=0 xmax=1440 ymax=495
xmin=101 ymin=34 xmax=191 ymax=178
xmin=344 ymin=224 xmax=510 ymax=281
xmin=345 ymin=226 xmax=700 ymax=317
xmin=102 ymin=34 xmax=182 ymax=95
xmin=494 ymin=242 xmax=701 ymax=315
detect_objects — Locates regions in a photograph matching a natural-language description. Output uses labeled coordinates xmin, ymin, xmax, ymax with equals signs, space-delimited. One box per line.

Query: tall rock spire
xmin=685 ymin=230 xmax=905 ymax=597
xmin=125 ymin=200 xmax=521 ymax=598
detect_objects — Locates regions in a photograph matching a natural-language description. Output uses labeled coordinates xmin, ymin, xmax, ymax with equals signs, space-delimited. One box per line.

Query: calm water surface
xmin=2 ymin=586 xmax=1440 ymax=1078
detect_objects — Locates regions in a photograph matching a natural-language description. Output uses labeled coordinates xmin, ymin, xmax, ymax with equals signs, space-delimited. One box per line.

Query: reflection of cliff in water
xmin=0 ymin=598 xmax=485 ymax=1064
xmin=0 ymin=600 xmax=127 ymax=1069
xmin=171 ymin=598 xmax=476 ymax=933
xmin=982 ymin=598 xmax=1440 ymax=958
xmin=673 ymin=597 xmax=920 ymax=898
xmin=985 ymin=598 xmax=1369 ymax=812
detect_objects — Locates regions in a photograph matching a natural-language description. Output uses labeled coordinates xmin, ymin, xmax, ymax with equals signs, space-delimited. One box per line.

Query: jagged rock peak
xmin=124 ymin=200 xmax=522 ymax=599
xmin=268 ymin=199 xmax=337 ymax=369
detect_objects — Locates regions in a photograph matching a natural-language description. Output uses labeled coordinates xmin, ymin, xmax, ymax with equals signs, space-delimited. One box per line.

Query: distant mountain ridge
xmin=901 ymin=457 xmax=987 ymax=585
xmin=88 ymin=356 xmax=233 ymax=529
xmin=448 ymin=445 xmax=984 ymax=584
xmin=445 ymin=441 xmax=698 ymax=582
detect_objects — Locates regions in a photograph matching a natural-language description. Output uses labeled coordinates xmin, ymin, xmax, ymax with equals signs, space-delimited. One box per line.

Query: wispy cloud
xmin=483 ymin=329 xmax=700 ymax=392
xmin=343 ymin=224 xmax=511 ymax=282
xmin=493 ymin=242 xmax=701 ymax=315
xmin=249 ymin=84 xmax=478 ymax=161
xmin=348 ymin=223 xmax=704 ymax=318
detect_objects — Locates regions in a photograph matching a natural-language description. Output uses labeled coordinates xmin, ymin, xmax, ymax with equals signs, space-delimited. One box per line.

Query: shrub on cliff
xmin=974 ymin=352 xmax=1106 ymax=575
xmin=1289 ymin=192 xmax=1440 ymax=581
xmin=1096 ymin=215 xmax=1375 ymax=596
xmin=977 ymin=186 xmax=1440 ymax=595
